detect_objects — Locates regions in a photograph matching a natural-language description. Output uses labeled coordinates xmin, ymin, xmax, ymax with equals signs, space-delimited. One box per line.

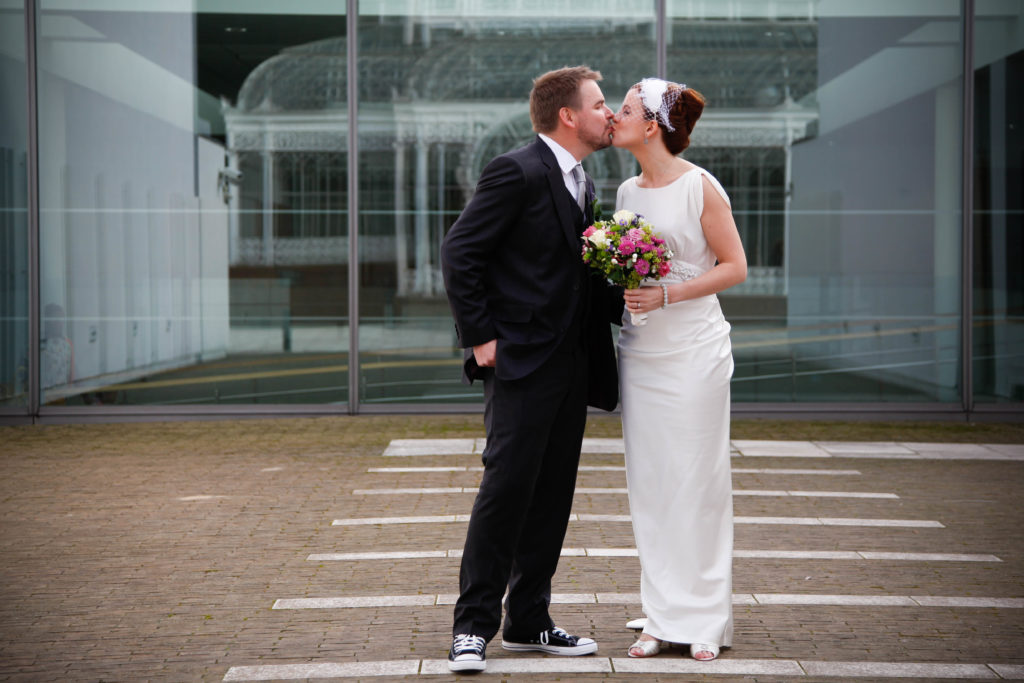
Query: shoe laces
xmin=453 ymin=634 xmax=485 ymax=655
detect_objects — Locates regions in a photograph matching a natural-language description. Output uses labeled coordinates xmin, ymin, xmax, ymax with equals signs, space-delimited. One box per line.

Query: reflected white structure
xmin=0 ymin=0 xmax=1020 ymax=416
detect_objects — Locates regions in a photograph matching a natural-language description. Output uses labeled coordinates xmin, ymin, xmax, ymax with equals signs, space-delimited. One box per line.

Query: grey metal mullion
xmin=656 ymin=0 xmax=666 ymax=79
xmin=961 ymin=0 xmax=975 ymax=418
xmin=347 ymin=0 xmax=360 ymax=414
xmin=26 ymin=0 xmax=40 ymax=419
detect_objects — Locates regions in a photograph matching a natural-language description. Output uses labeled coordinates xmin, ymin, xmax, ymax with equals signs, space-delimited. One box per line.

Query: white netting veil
xmin=636 ymin=78 xmax=686 ymax=132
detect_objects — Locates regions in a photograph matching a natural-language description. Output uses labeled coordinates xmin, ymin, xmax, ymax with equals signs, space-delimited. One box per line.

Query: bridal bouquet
xmin=581 ymin=210 xmax=673 ymax=326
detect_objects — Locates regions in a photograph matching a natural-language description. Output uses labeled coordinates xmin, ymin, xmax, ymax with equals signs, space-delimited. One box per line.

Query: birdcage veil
xmin=636 ymin=78 xmax=686 ymax=133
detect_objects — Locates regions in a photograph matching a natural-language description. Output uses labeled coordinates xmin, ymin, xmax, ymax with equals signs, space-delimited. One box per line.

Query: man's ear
xmin=558 ymin=106 xmax=577 ymax=129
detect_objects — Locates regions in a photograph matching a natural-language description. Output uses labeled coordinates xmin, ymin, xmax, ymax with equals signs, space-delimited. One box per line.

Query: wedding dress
xmin=616 ymin=166 xmax=734 ymax=648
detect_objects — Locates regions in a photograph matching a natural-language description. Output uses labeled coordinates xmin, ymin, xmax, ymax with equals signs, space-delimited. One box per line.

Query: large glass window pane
xmin=356 ymin=0 xmax=657 ymax=405
xmin=0 ymin=3 xmax=28 ymax=410
xmin=973 ymin=0 xmax=1023 ymax=404
xmin=667 ymin=0 xmax=964 ymax=402
xmin=36 ymin=2 xmax=348 ymax=407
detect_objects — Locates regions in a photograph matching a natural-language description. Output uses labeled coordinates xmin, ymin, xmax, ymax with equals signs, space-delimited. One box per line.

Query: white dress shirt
xmin=538 ymin=134 xmax=585 ymax=205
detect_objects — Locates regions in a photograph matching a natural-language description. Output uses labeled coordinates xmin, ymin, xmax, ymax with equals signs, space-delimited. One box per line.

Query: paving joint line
xmin=222 ymin=657 xmax=1024 ymax=680
xmin=306 ymin=549 xmax=1002 ymax=562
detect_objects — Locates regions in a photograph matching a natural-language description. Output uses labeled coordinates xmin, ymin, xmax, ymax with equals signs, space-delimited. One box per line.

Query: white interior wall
xmin=36 ymin=8 xmax=230 ymax=398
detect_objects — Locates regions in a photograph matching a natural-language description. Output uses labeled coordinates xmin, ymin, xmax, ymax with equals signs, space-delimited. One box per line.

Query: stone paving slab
xmin=0 ymin=417 xmax=1022 ymax=681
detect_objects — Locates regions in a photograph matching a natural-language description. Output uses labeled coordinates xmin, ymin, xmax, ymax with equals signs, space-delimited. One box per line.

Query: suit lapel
xmin=535 ymin=139 xmax=585 ymax=253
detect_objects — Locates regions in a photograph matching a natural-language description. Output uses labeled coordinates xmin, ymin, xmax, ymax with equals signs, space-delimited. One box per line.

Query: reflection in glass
xmin=355 ymin=6 xmax=657 ymax=404
xmin=667 ymin=1 xmax=963 ymax=402
xmin=35 ymin=4 xmax=349 ymax=406
xmin=223 ymin=25 xmax=350 ymax=405
xmin=973 ymin=1 xmax=1023 ymax=403
xmin=17 ymin=1 xmax=1019 ymax=412
xmin=0 ymin=4 xmax=29 ymax=408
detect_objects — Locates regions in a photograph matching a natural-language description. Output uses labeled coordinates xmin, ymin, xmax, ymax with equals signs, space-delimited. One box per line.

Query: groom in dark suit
xmin=440 ymin=66 xmax=623 ymax=672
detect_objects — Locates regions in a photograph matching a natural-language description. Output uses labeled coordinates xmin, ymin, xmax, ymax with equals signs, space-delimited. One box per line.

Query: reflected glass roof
xmin=234 ymin=20 xmax=817 ymax=112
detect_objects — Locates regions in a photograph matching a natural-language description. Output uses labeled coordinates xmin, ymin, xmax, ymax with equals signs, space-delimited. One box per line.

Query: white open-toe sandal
xmin=627 ymin=637 xmax=662 ymax=658
xmin=690 ymin=643 xmax=719 ymax=661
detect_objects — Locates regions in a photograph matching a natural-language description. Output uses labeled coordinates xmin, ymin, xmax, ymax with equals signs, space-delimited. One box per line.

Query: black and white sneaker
xmin=501 ymin=626 xmax=598 ymax=655
xmin=448 ymin=633 xmax=487 ymax=672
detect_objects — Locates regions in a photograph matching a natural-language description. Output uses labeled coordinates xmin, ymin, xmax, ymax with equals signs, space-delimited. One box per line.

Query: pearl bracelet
xmin=660 ymin=283 xmax=669 ymax=309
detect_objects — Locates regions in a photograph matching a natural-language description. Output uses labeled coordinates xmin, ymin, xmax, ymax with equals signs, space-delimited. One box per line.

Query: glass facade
xmin=1 ymin=1 xmax=29 ymax=410
xmin=973 ymin=0 xmax=1023 ymax=404
xmin=2 ymin=0 xmax=1021 ymax=419
xmin=354 ymin=2 xmax=655 ymax=405
xmin=705 ymin=2 xmax=967 ymax=403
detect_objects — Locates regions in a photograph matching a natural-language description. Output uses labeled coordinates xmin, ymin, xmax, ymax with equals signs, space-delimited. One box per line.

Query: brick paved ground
xmin=0 ymin=416 xmax=1022 ymax=682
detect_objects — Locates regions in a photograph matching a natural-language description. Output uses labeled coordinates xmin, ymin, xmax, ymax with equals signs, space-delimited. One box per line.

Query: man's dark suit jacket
xmin=440 ymin=137 xmax=622 ymax=411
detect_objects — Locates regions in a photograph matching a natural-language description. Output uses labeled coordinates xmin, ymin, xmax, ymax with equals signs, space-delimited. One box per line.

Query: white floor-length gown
xmin=616 ymin=166 xmax=734 ymax=648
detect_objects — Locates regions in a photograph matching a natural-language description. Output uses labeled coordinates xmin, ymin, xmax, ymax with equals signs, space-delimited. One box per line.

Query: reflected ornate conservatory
xmin=223 ymin=23 xmax=817 ymax=309
xmin=3 ymin=1 xmax=1020 ymax=419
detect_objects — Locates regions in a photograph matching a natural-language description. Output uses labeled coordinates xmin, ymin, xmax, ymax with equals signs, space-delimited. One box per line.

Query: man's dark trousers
xmin=452 ymin=331 xmax=589 ymax=642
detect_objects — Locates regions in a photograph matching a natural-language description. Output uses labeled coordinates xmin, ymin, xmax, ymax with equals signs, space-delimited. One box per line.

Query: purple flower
xmin=634 ymin=259 xmax=650 ymax=276
xmin=618 ymin=239 xmax=636 ymax=256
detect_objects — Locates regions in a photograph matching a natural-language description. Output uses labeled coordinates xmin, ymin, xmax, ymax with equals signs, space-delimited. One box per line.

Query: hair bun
xmin=663 ymin=84 xmax=704 ymax=154
xmin=674 ymin=87 xmax=705 ymax=135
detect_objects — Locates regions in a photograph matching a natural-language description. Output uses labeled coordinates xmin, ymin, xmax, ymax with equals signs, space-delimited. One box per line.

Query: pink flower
xmin=579 ymin=216 xmax=670 ymax=290
xmin=658 ymin=261 xmax=672 ymax=277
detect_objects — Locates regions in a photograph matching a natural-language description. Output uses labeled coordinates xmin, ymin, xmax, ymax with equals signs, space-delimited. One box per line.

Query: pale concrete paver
xmin=0 ymin=417 xmax=1021 ymax=682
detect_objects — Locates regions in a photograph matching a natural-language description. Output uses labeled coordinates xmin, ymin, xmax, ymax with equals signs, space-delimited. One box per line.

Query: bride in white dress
xmin=610 ymin=79 xmax=747 ymax=661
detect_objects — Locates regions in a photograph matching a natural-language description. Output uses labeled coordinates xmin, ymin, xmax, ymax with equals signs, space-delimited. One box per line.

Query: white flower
xmin=589 ymin=229 xmax=609 ymax=248
xmin=612 ymin=210 xmax=636 ymax=224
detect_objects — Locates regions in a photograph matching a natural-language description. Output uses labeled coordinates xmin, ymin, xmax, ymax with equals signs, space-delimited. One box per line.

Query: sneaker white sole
xmin=448 ymin=658 xmax=486 ymax=672
xmin=501 ymin=640 xmax=598 ymax=656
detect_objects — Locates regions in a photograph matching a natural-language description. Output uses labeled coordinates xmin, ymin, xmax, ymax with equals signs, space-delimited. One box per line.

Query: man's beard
xmin=582 ymin=127 xmax=613 ymax=152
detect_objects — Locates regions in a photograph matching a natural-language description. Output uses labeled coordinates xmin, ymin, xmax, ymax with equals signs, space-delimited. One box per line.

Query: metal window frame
xmin=8 ymin=0 xmax=1022 ymax=425
xmin=1 ymin=0 xmax=39 ymax=424
xmin=26 ymin=0 xmax=40 ymax=418
xmin=657 ymin=0 xmax=666 ymax=79
xmin=347 ymin=0 xmax=359 ymax=415
xmin=961 ymin=0 xmax=975 ymax=418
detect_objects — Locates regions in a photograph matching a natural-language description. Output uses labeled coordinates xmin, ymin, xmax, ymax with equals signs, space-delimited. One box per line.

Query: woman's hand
xmin=623 ymin=286 xmax=665 ymax=315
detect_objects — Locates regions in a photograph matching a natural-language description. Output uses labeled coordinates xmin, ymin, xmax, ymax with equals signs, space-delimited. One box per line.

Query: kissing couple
xmin=441 ymin=65 xmax=747 ymax=672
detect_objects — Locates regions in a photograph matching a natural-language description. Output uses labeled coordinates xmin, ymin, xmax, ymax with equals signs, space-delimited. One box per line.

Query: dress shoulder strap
xmin=688 ymin=167 xmax=731 ymax=217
